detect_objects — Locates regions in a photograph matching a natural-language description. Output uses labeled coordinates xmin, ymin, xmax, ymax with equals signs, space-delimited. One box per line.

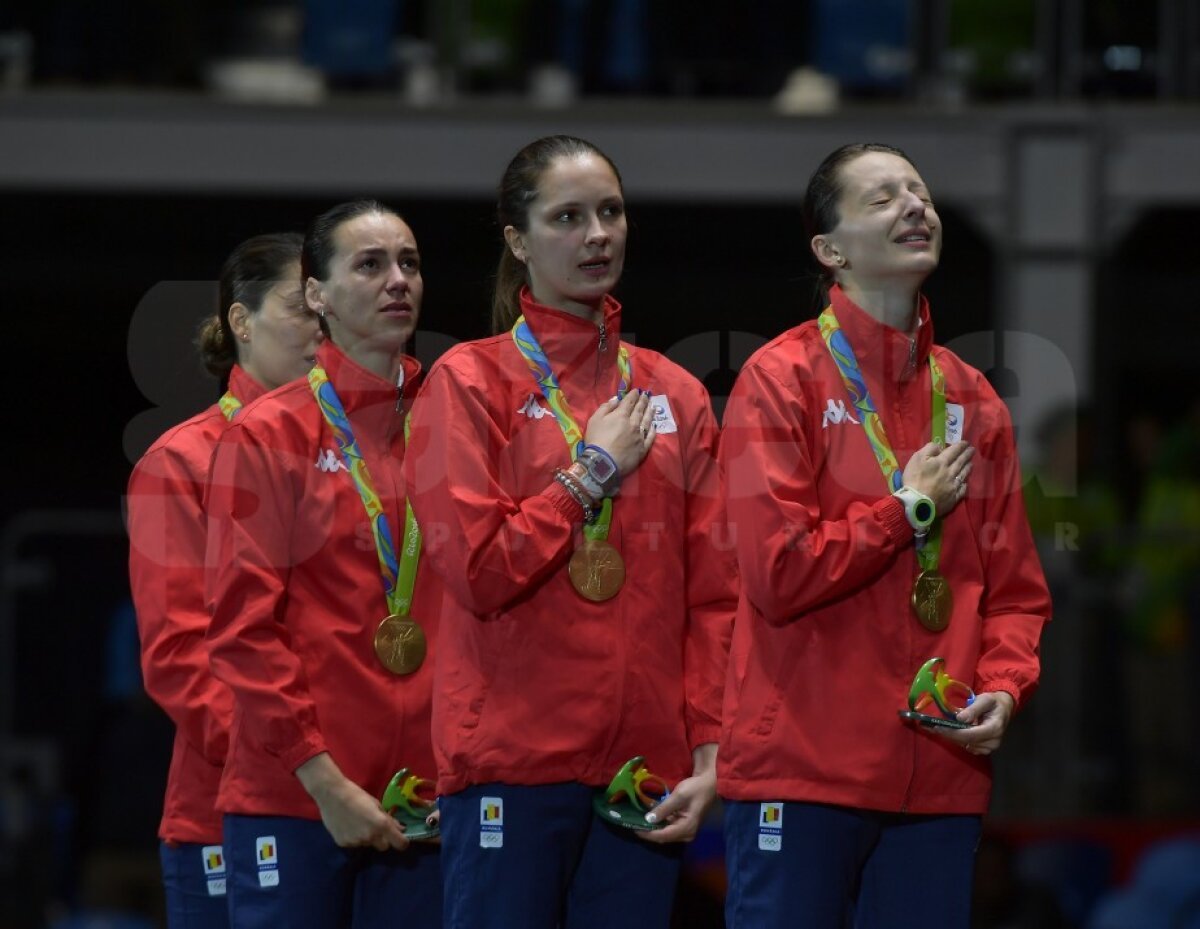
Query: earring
xmin=835 ymin=255 xmax=844 ymax=266
xmin=240 ymin=332 xmax=249 ymax=341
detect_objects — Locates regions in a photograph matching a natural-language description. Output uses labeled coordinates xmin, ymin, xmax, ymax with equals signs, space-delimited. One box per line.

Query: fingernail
xmin=645 ymin=812 xmax=658 ymax=823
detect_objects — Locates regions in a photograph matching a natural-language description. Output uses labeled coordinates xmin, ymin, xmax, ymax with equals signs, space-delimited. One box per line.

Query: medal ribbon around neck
xmin=306 ymin=365 xmax=421 ymax=618
xmin=218 ymin=392 xmax=243 ymax=422
xmin=817 ymin=306 xmax=946 ymax=577
xmin=510 ymin=315 xmax=632 ymax=542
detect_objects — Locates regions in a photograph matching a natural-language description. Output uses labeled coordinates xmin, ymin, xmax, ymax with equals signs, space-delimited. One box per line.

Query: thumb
xmin=956 ymin=692 xmax=994 ymax=725
xmin=386 ymin=821 xmax=411 ymax=851
xmin=644 ymin=788 xmax=684 ymax=825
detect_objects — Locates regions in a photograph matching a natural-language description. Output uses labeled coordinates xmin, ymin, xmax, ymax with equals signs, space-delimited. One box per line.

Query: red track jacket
xmin=718 ymin=285 xmax=1050 ymax=814
xmin=128 ymin=365 xmax=264 ymax=843
xmin=205 ymin=342 xmax=438 ymax=818
xmin=405 ymin=290 xmax=737 ymax=795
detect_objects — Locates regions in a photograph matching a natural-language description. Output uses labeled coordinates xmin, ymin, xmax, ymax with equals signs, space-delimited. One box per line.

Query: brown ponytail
xmin=491 ymin=247 xmax=529 ymax=334
xmin=196 ymin=313 xmax=235 ymax=382
xmin=195 ymin=232 xmax=304 ymax=388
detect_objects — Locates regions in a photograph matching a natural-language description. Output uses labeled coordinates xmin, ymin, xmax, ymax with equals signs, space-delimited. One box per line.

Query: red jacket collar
xmin=226 ymin=364 xmax=268 ymax=406
xmin=829 ymin=284 xmax=934 ymax=384
xmin=316 ymin=341 xmax=421 ymax=440
xmin=518 ymin=287 xmax=623 ymax=389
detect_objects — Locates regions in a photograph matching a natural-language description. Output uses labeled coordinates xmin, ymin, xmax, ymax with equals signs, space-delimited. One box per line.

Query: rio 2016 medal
xmin=374 ymin=615 xmax=426 ymax=675
xmin=568 ymin=539 xmax=625 ymax=602
xmin=911 ymin=570 xmax=952 ymax=632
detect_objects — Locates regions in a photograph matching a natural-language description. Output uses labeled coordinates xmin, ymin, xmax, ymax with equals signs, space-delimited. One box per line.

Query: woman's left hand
xmin=638 ymin=744 xmax=717 ymax=844
xmin=936 ymin=691 xmax=1015 ymax=756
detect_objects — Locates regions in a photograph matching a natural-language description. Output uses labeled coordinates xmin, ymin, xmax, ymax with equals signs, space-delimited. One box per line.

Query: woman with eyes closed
xmin=717 ymin=143 xmax=1051 ymax=929
xmin=404 ymin=134 xmax=737 ymax=929
xmin=128 ymin=232 xmax=320 ymax=929
xmin=204 ymin=201 xmax=441 ymax=929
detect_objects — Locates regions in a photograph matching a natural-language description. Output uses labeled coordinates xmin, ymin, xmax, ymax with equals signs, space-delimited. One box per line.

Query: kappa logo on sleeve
xmin=758 ymin=802 xmax=783 ymax=851
xmin=821 ymin=398 xmax=860 ymax=429
xmin=255 ymin=836 xmax=279 ymax=888
xmin=480 ymin=796 xmax=504 ymax=849
xmin=200 ymin=845 xmax=226 ymax=897
xmin=518 ymin=393 xmax=550 ymax=419
xmin=315 ymin=448 xmax=347 ymax=472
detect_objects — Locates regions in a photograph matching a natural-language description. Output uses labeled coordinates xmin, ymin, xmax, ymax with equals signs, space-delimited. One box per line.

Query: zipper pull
xmin=598 ymin=319 xmax=608 ymax=354
xmin=395 ymin=365 xmax=405 ymax=412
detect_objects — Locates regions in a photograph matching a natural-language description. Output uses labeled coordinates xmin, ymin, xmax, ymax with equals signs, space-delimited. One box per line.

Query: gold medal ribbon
xmin=817 ymin=307 xmax=948 ymax=607
xmin=509 ymin=316 xmax=632 ymax=543
xmin=218 ymin=391 xmax=243 ymax=422
xmin=306 ymin=365 xmax=422 ymax=619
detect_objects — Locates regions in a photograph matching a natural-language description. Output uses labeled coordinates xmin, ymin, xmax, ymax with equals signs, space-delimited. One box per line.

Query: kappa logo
xmin=315 ymin=448 xmax=346 ymax=472
xmin=517 ymin=393 xmax=549 ymax=420
xmin=821 ymin=398 xmax=860 ymax=429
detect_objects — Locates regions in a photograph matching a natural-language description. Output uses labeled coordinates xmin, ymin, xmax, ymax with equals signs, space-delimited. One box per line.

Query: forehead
xmin=535 ymin=153 xmax=622 ymax=204
xmin=838 ymin=151 xmax=927 ymax=195
xmin=332 ymin=211 xmax=417 ymax=255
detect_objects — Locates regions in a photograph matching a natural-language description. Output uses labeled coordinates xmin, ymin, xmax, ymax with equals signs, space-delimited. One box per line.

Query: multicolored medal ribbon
xmin=817 ymin=307 xmax=951 ymax=632
xmin=510 ymin=316 xmax=632 ymax=601
xmin=307 ymin=365 xmax=426 ymax=674
xmin=218 ymin=391 xmax=243 ymax=421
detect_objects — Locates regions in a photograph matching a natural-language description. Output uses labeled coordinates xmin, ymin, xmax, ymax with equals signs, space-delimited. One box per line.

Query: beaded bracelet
xmin=554 ymin=469 xmax=597 ymax=523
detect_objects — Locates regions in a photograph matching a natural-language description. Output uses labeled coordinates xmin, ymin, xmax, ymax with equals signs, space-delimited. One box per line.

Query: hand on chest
xmin=816 ymin=379 xmax=969 ymax=493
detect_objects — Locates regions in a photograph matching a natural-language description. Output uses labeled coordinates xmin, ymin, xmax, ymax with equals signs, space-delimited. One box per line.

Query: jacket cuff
xmin=687 ymin=719 xmax=722 ymax=751
xmin=978 ymin=680 xmax=1022 ymax=713
xmin=874 ymin=495 xmax=912 ymax=546
xmin=544 ymin=480 xmax=588 ymax=523
xmin=280 ymin=735 xmax=328 ymax=774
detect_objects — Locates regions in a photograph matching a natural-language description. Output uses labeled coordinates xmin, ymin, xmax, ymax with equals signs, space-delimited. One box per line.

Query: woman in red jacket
xmin=204 ymin=201 xmax=441 ymax=929
xmin=404 ymin=135 xmax=737 ymax=929
xmin=718 ymin=143 xmax=1052 ymax=929
xmin=128 ymin=232 xmax=321 ymax=927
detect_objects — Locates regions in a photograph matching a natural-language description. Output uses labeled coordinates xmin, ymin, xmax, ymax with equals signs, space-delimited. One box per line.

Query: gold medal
xmin=568 ymin=538 xmax=625 ymax=602
xmin=911 ymin=570 xmax=952 ymax=632
xmin=374 ymin=614 xmax=427 ymax=675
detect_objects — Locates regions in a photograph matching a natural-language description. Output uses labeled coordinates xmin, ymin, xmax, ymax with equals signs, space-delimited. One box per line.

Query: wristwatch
xmin=893 ymin=486 xmax=936 ymax=537
xmin=576 ymin=445 xmax=622 ymax=498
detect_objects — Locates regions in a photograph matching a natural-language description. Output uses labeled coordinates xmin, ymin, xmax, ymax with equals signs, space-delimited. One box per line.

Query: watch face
xmin=589 ymin=454 xmax=616 ymax=482
xmin=913 ymin=500 xmax=934 ymax=524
